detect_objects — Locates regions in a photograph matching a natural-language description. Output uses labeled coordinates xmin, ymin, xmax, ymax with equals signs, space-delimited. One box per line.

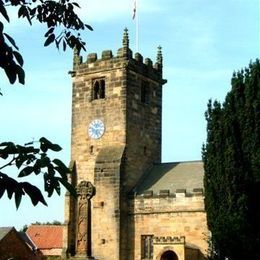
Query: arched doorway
xmin=160 ymin=250 xmax=178 ymax=260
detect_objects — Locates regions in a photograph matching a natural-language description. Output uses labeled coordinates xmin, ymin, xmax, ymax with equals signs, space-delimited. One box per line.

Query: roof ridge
xmin=155 ymin=160 xmax=203 ymax=165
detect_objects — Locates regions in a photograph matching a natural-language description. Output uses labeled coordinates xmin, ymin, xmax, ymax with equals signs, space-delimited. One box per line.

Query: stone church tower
xmin=64 ymin=29 xmax=208 ymax=260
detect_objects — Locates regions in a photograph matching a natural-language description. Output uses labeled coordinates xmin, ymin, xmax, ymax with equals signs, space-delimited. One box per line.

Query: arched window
xmin=161 ymin=250 xmax=178 ymax=260
xmin=93 ymin=78 xmax=105 ymax=100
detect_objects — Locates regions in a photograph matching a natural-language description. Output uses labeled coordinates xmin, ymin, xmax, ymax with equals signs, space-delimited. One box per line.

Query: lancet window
xmin=141 ymin=235 xmax=153 ymax=260
xmin=93 ymin=78 xmax=105 ymax=100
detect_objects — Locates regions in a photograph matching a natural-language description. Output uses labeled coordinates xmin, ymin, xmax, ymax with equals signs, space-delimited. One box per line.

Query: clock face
xmin=88 ymin=119 xmax=105 ymax=139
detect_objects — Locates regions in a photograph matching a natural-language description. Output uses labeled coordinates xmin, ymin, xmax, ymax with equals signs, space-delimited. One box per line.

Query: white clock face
xmin=88 ymin=119 xmax=105 ymax=139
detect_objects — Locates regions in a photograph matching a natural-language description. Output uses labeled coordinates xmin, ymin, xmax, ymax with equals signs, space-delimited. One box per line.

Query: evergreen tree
xmin=203 ymin=59 xmax=260 ymax=259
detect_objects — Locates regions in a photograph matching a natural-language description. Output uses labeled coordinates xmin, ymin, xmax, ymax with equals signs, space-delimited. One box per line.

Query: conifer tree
xmin=203 ymin=59 xmax=260 ymax=259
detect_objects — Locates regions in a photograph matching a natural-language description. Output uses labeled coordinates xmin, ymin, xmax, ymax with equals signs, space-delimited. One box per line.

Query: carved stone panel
xmin=76 ymin=181 xmax=95 ymax=255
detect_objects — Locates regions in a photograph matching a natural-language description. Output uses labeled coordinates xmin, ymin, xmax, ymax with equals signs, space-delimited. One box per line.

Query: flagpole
xmin=135 ymin=0 xmax=139 ymax=53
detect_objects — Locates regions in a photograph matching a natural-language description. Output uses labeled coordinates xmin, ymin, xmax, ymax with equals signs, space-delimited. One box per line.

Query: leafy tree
xmin=0 ymin=0 xmax=92 ymax=87
xmin=31 ymin=220 xmax=62 ymax=225
xmin=20 ymin=224 xmax=28 ymax=232
xmin=203 ymin=59 xmax=260 ymax=259
xmin=0 ymin=0 xmax=91 ymax=207
xmin=0 ymin=138 xmax=76 ymax=208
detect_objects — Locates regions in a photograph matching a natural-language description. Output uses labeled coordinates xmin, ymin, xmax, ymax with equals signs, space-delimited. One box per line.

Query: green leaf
xmin=23 ymin=6 xmax=32 ymax=25
xmin=0 ymin=186 xmax=5 ymax=199
xmin=33 ymin=159 xmax=41 ymax=175
xmin=72 ymin=2 xmax=80 ymax=8
xmin=85 ymin=24 xmax=93 ymax=31
xmin=53 ymin=178 xmax=61 ymax=195
xmin=55 ymin=37 xmax=62 ymax=49
xmin=0 ymin=142 xmax=17 ymax=157
xmin=44 ymin=27 xmax=55 ymax=37
xmin=0 ymin=142 xmax=14 ymax=147
xmin=44 ymin=34 xmax=55 ymax=47
xmin=39 ymin=137 xmax=62 ymax=152
xmin=50 ymin=144 xmax=62 ymax=152
xmin=16 ymin=65 xmax=25 ymax=85
xmin=4 ymin=33 xmax=19 ymax=50
xmin=39 ymin=137 xmax=51 ymax=152
xmin=0 ymin=150 xmax=8 ymax=159
xmin=53 ymin=158 xmax=70 ymax=179
xmin=0 ymin=4 xmax=10 ymax=22
xmin=53 ymin=159 xmax=70 ymax=172
xmin=22 ymin=182 xmax=47 ymax=206
xmin=4 ymin=176 xmax=18 ymax=200
xmin=57 ymin=177 xmax=77 ymax=197
xmin=5 ymin=64 xmax=17 ymax=84
xmin=39 ymin=155 xmax=51 ymax=168
xmin=0 ymin=173 xmax=6 ymax=199
xmin=13 ymin=51 xmax=24 ymax=66
xmin=19 ymin=166 xmax=34 ymax=177
xmin=18 ymin=5 xmax=25 ymax=18
xmin=44 ymin=173 xmax=54 ymax=197
xmin=63 ymin=40 xmax=66 ymax=51
xmin=16 ymin=154 xmax=27 ymax=169
xmin=30 ymin=7 xmax=36 ymax=16
xmin=0 ymin=21 xmax=3 ymax=33
xmin=47 ymin=164 xmax=55 ymax=176
xmin=15 ymin=190 xmax=22 ymax=209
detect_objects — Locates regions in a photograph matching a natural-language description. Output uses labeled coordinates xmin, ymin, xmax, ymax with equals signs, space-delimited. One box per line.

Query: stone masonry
xmin=64 ymin=29 xmax=209 ymax=260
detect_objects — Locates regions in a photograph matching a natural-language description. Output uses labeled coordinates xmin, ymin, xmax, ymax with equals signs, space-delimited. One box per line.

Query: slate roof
xmin=19 ymin=231 xmax=37 ymax=251
xmin=0 ymin=227 xmax=13 ymax=241
xmin=26 ymin=225 xmax=63 ymax=249
xmin=134 ymin=161 xmax=204 ymax=195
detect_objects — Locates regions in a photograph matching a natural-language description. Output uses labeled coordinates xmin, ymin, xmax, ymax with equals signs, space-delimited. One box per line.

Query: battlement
xmin=128 ymin=188 xmax=205 ymax=215
xmin=83 ymin=50 xmax=158 ymax=69
xmin=72 ymin=28 xmax=165 ymax=83
xmin=132 ymin=188 xmax=204 ymax=199
xmin=153 ymin=236 xmax=185 ymax=244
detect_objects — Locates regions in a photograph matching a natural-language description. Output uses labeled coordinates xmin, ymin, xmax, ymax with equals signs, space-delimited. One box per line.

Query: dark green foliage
xmin=0 ymin=0 xmax=92 ymax=86
xmin=203 ymin=59 xmax=260 ymax=259
xmin=0 ymin=137 xmax=77 ymax=209
xmin=0 ymin=1 xmax=83 ymax=207
xmin=31 ymin=220 xmax=62 ymax=225
xmin=20 ymin=224 xmax=28 ymax=232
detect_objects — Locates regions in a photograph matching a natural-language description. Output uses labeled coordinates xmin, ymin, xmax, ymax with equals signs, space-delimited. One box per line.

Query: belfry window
xmin=141 ymin=81 xmax=149 ymax=104
xmin=93 ymin=79 xmax=106 ymax=100
xmin=141 ymin=235 xmax=153 ymax=260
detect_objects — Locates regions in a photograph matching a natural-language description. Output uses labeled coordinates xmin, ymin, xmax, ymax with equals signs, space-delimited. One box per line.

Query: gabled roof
xmin=0 ymin=227 xmax=13 ymax=241
xmin=26 ymin=225 xmax=63 ymax=249
xmin=134 ymin=161 xmax=204 ymax=195
xmin=19 ymin=231 xmax=37 ymax=251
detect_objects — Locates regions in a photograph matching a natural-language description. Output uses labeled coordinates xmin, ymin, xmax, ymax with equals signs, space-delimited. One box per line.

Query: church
xmin=63 ymin=29 xmax=209 ymax=260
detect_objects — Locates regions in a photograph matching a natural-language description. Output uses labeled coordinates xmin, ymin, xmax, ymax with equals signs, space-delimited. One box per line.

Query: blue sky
xmin=0 ymin=0 xmax=259 ymax=229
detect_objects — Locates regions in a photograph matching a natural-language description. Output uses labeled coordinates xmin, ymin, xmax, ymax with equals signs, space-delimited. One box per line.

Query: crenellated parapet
xmin=130 ymin=188 xmax=204 ymax=199
xmin=71 ymin=28 xmax=166 ymax=84
xmin=128 ymin=188 xmax=205 ymax=215
xmin=153 ymin=236 xmax=185 ymax=245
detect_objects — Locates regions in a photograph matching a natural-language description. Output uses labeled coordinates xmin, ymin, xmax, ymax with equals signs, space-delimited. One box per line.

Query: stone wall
xmin=67 ymin=49 xmax=129 ymax=259
xmin=64 ymin=30 xmax=207 ymax=260
xmin=127 ymin=192 xmax=209 ymax=260
xmin=124 ymin=56 xmax=163 ymax=191
xmin=65 ymin=29 xmax=166 ymax=259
